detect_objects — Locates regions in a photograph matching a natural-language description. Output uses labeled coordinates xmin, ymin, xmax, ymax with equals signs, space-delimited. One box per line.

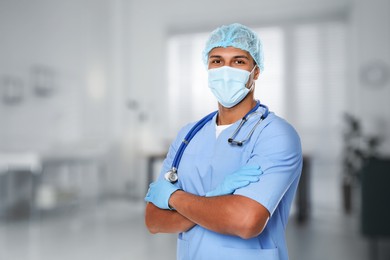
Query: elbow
xmin=237 ymin=223 xmax=265 ymax=240
xmin=147 ymin=227 xmax=159 ymax=234
xmin=145 ymin=216 xmax=160 ymax=234
xmin=145 ymin=221 xmax=157 ymax=234
xmin=144 ymin=204 xmax=160 ymax=234
xmin=236 ymin=214 xmax=268 ymax=240
xmin=230 ymin=197 xmax=270 ymax=239
xmin=238 ymin=226 xmax=265 ymax=240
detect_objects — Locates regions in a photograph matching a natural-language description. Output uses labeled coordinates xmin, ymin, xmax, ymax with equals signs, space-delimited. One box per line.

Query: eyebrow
xmin=209 ymin=55 xmax=222 ymax=59
xmin=209 ymin=55 xmax=250 ymax=60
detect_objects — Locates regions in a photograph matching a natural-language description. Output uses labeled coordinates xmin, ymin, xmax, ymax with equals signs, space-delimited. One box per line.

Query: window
xmin=290 ymin=21 xmax=347 ymax=157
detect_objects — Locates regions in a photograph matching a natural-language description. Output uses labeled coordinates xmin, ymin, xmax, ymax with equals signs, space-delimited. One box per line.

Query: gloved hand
xmin=206 ymin=165 xmax=262 ymax=197
xmin=144 ymin=179 xmax=181 ymax=210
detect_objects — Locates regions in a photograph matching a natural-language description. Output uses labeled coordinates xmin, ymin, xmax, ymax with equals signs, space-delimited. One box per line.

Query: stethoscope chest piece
xmin=165 ymin=168 xmax=178 ymax=183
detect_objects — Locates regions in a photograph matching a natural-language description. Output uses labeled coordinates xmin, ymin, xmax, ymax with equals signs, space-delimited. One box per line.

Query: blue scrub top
xmin=158 ymin=105 xmax=303 ymax=260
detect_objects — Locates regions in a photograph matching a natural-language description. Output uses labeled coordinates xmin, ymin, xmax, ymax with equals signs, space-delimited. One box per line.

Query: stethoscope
xmin=164 ymin=101 xmax=269 ymax=183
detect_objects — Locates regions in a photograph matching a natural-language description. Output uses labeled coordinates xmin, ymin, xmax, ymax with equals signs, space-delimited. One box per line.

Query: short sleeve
xmin=234 ymin=118 xmax=303 ymax=216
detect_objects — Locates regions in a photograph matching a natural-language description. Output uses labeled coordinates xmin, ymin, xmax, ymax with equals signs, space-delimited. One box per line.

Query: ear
xmin=253 ymin=67 xmax=260 ymax=80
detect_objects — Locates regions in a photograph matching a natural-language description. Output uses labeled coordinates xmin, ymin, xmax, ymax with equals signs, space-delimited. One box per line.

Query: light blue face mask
xmin=208 ymin=65 xmax=256 ymax=108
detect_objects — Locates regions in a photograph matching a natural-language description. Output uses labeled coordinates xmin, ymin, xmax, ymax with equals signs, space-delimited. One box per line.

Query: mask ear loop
xmin=247 ymin=65 xmax=258 ymax=89
xmin=250 ymin=64 xmax=258 ymax=74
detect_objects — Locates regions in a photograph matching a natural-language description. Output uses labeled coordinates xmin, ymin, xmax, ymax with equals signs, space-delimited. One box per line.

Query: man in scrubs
xmin=145 ymin=23 xmax=302 ymax=260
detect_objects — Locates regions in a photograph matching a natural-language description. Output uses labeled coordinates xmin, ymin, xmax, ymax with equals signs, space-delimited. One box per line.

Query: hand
xmin=206 ymin=165 xmax=262 ymax=197
xmin=145 ymin=179 xmax=181 ymax=210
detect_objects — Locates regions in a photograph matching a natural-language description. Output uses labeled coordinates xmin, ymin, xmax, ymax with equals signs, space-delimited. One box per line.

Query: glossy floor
xmin=1 ymin=161 xmax=389 ymax=260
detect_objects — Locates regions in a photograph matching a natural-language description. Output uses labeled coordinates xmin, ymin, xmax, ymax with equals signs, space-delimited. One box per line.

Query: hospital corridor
xmin=1 ymin=0 xmax=390 ymax=259
xmin=0 ymin=161 xmax=385 ymax=260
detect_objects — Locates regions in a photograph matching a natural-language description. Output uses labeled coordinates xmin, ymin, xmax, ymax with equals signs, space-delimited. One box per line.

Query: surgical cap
xmin=203 ymin=23 xmax=264 ymax=71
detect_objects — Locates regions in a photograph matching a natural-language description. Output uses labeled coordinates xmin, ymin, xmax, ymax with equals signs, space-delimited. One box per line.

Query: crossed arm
xmin=144 ymin=166 xmax=270 ymax=239
xmin=145 ymin=192 xmax=269 ymax=239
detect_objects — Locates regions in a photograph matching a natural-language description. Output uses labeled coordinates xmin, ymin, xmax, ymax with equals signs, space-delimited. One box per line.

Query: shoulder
xmin=256 ymin=112 xmax=302 ymax=154
xmin=176 ymin=111 xmax=217 ymax=141
xmin=262 ymin=112 xmax=299 ymax=137
xmin=176 ymin=121 xmax=196 ymax=139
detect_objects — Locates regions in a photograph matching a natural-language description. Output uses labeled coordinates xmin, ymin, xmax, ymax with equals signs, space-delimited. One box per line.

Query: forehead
xmin=208 ymin=46 xmax=252 ymax=60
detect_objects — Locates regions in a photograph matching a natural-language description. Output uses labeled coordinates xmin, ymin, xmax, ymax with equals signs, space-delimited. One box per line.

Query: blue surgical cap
xmin=203 ymin=23 xmax=264 ymax=72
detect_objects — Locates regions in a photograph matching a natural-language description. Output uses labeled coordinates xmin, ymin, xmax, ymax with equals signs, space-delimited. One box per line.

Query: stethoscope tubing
xmin=228 ymin=105 xmax=269 ymax=146
xmin=166 ymin=100 xmax=268 ymax=183
xmin=172 ymin=110 xmax=218 ymax=170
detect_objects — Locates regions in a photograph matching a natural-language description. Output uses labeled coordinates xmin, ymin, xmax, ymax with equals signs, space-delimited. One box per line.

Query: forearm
xmin=169 ymin=191 xmax=269 ymax=239
xmin=145 ymin=202 xmax=196 ymax=234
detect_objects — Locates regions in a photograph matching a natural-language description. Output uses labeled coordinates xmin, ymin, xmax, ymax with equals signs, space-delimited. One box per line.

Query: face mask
xmin=208 ymin=65 xmax=256 ymax=108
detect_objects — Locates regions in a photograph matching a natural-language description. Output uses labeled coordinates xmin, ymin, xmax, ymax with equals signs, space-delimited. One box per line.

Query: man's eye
xmin=211 ymin=60 xmax=221 ymax=64
xmin=235 ymin=60 xmax=245 ymax=64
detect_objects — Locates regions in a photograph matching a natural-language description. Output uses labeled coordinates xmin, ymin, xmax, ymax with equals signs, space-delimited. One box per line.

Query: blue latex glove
xmin=206 ymin=165 xmax=262 ymax=197
xmin=145 ymin=179 xmax=181 ymax=210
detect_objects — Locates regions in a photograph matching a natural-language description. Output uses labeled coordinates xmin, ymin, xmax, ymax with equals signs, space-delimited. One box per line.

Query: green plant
xmin=341 ymin=113 xmax=381 ymax=213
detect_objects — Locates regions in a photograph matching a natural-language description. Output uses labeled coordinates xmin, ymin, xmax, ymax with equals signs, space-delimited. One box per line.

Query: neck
xmin=217 ymin=96 xmax=257 ymax=125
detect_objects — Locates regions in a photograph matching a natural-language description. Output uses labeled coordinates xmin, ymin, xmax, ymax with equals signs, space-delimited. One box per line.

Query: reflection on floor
xmin=1 ymin=160 xmax=389 ymax=260
xmin=0 ymin=201 xmax=177 ymax=260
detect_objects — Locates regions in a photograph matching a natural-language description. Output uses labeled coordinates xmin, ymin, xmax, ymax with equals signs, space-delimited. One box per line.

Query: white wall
xmin=1 ymin=0 xmax=389 ymax=198
xmin=0 ymin=0 xmax=127 ymax=194
xmin=0 ymin=0 xmax=113 ymax=150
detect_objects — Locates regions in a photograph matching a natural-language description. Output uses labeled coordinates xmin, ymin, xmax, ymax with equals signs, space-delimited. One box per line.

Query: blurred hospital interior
xmin=0 ymin=0 xmax=390 ymax=259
